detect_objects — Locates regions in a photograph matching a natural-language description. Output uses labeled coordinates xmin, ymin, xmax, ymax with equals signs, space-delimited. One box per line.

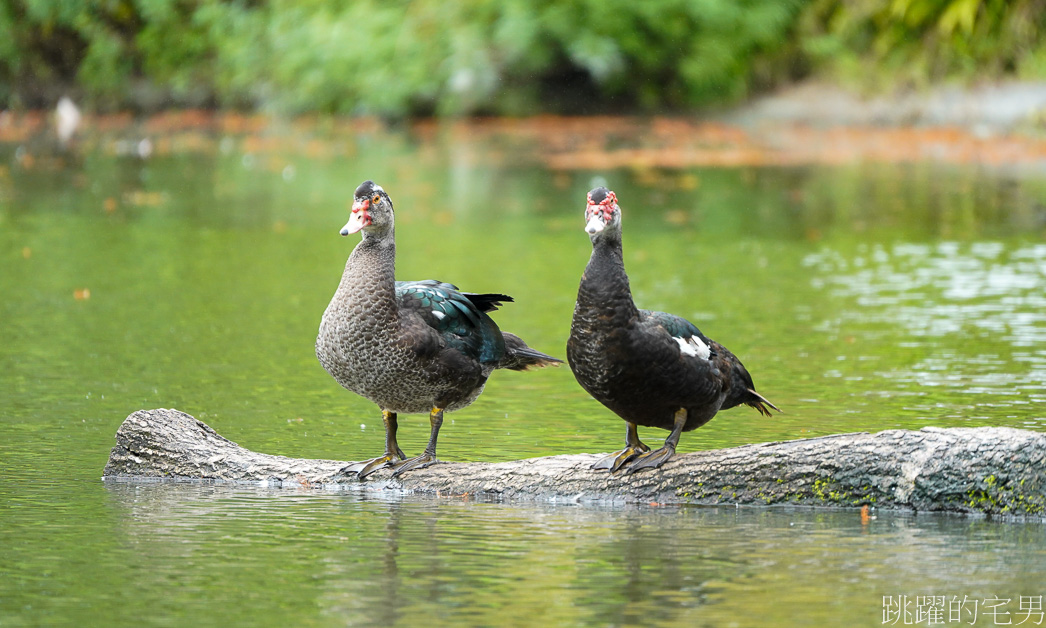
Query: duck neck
xmin=338 ymin=229 xmax=398 ymax=323
xmin=577 ymin=233 xmax=639 ymax=324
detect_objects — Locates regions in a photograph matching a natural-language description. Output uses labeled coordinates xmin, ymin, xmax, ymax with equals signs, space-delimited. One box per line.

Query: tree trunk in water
xmin=102 ymin=408 xmax=1046 ymax=517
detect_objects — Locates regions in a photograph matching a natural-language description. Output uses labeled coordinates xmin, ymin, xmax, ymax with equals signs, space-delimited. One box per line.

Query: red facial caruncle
xmin=585 ymin=190 xmax=617 ymax=223
xmin=341 ymin=195 xmax=375 ymax=235
xmin=351 ymin=198 xmax=372 ymax=226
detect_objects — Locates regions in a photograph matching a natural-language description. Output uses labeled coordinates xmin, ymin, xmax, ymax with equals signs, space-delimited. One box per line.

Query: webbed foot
xmin=591 ymin=443 xmax=650 ymax=472
xmin=390 ymin=452 xmax=438 ymax=477
xmin=388 ymin=407 xmax=443 ymax=477
xmin=593 ymin=422 xmax=651 ymax=472
xmin=625 ymin=444 xmax=676 ymax=473
xmin=344 ymin=410 xmax=408 ymax=480
xmin=342 ymin=450 xmax=406 ymax=480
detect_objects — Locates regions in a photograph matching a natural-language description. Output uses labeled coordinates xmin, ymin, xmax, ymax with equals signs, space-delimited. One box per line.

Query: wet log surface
xmin=103 ymin=409 xmax=1046 ymax=517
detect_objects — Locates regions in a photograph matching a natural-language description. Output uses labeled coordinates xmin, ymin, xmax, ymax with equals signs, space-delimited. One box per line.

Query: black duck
xmin=567 ymin=186 xmax=779 ymax=473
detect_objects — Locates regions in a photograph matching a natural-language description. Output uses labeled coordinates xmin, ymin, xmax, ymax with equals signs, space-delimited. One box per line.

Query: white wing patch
xmin=675 ymin=335 xmax=711 ymax=360
xmin=431 ymin=310 xmax=445 ymax=320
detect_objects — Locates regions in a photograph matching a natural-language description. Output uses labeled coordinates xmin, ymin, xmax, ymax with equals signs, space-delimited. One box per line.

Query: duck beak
xmin=585 ymin=216 xmax=604 ymax=235
xmin=585 ymin=206 xmax=605 ymax=235
xmin=342 ymin=199 xmax=370 ymax=235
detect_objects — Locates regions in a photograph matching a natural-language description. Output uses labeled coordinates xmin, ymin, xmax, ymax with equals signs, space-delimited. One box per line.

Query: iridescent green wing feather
xmin=397 ymin=280 xmax=506 ymax=364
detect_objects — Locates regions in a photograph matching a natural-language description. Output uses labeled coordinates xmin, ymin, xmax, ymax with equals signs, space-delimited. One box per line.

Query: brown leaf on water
xmin=677 ymin=173 xmax=700 ymax=190
xmin=860 ymin=505 xmax=873 ymax=525
xmin=74 ymin=288 xmax=91 ymax=300
xmin=633 ymin=167 xmax=666 ymax=187
xmin=123 ymin=191 xmax=167 ymax=207
xmin=103 ymin=197 xmax=118 ymax=213
xmin=664 ymin=209 xmax=689 ymax=226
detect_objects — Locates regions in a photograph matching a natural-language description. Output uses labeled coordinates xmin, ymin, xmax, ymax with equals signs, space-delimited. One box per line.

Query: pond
xmin=1 ymin=118 xmax=1044 ymax=626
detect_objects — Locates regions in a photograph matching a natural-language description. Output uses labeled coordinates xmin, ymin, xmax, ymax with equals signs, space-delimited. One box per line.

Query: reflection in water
xmin=4 ymin=135 xmax=1046 ymax=627
xmin=806 ymin=242 xmax=1046 ymax=345
xmin=805 ymin=242 xmax=1046 ymax=424
xmin=95 ymin=483 xmax=1046 ymax=627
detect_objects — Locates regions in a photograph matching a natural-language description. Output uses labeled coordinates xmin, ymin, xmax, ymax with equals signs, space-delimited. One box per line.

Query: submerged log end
xmin=103 ymin=408 xmax=1046 ymax=518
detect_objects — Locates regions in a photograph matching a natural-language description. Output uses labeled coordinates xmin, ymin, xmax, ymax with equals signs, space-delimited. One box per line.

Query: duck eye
xmin=372 ymin=194 xmax=381 ymax=204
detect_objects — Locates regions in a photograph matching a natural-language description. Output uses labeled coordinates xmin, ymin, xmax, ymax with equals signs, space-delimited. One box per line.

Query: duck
xmin=317 ymin=180 xmax=561 ymax=478
xmin=567 ymin=186 xmax=779 ymax=473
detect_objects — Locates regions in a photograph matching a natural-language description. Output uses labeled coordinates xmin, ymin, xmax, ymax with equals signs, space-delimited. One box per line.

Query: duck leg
xmin=344 ymin=410 xmax=407 ymax=479
xmin=626 ymin=409 xmax=686 ymax=473
xmin=390 ymin=407 xmax=443 ymax=476
xmin=591 ymin=422 xmax=650 ymax=471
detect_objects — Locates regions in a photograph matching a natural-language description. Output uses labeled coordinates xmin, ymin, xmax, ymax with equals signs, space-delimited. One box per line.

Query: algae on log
xmin=102 ymin=408 xmax=1046 ymax=517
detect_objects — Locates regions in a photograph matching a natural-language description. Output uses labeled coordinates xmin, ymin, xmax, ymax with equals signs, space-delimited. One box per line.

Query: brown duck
xmin=317 ymin=180 xmax=561 ymax=478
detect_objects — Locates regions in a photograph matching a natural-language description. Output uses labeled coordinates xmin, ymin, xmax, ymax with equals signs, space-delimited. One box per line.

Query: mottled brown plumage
xmin=317 ymin=181 xmax=560 ymax=478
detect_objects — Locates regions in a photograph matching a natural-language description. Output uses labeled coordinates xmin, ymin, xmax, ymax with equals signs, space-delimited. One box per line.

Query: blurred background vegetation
xmin=2 ymin=0 xmax=1045 ymax=115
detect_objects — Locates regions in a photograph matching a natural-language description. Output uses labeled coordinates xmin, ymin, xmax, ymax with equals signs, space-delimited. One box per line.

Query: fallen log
xmin=102 ymin=408 xmax=1046 ymax=517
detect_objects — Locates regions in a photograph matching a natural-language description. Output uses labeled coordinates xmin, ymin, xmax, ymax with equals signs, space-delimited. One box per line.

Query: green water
xmin=1 ymin=127 xmax=1045 ymax=626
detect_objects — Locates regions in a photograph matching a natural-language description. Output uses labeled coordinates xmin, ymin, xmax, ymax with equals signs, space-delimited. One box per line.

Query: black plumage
xmin=567 ymin=187 xmax=779 ymax=473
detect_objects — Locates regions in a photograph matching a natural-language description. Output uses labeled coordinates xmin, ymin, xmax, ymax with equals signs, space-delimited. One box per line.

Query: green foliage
xmin=189 ymin=0 xmax=804 ymax=114
xmin=799 ymin=0 xmax=1046 ymax=89
xmin=134 ymin=1 xmax=215 ymax=103
xmin=4 ymin=0 xmax=1046 ymax=113
xmin=0 ymin=0 xmax=137 ymax=106
xmin=0 ymin=0 xmax=803 ymax=114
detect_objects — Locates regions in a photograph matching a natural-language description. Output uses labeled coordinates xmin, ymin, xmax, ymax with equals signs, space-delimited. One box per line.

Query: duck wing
xmin=642 ymin=309 xmax=779 ymax=416
xmin=396 ymin=280 xmax=506 ymax=365
xmin=640 ymin=310 xmax=716 ymax=361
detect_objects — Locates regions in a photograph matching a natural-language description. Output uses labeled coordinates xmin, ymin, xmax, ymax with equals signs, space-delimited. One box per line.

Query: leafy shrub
xmin=0 ymin=0 xmax=803 ymax=114
xmin=4 ymin=0 xmax=1046 ymax=114
xmin=799 ymin=0 xmax=1046 ymax=89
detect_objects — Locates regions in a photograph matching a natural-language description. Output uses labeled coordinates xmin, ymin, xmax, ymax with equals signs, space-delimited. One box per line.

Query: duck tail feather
xmin=746 ymin=389 xmax=781 ymax=417
xmin=463 ymin=292 xmax=514 ymax=313
xmin=499 ymin=332 xmax=563 ymax=371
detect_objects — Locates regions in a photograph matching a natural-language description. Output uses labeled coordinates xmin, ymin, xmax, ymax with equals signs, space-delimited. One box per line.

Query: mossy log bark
xmin=103 ymin=408 xmax=1046 ymax=517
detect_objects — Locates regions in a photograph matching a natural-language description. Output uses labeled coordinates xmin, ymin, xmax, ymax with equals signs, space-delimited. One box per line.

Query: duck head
xmin=342 ymin=180 xmax=394 ymax=237
xmin=584 ymin=186 xmax=621 ymax=241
